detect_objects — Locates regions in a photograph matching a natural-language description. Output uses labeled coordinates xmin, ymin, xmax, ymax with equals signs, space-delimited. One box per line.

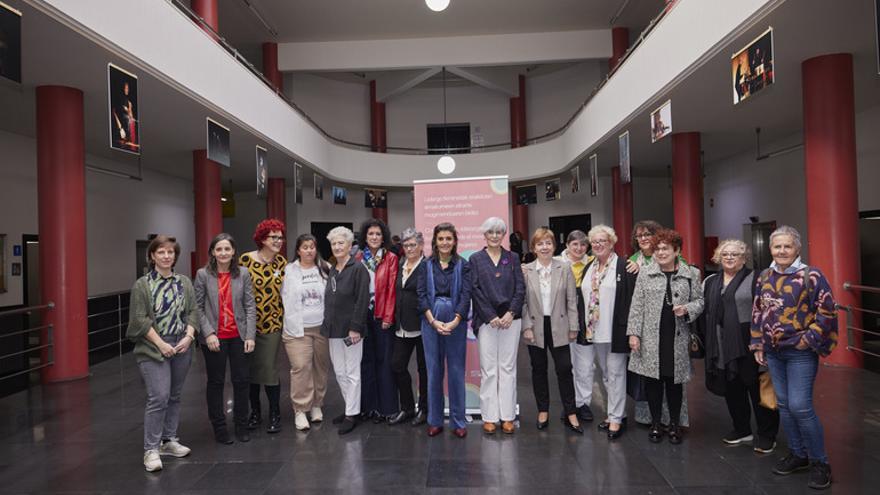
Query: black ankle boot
xmin=649 ymin=423 xmax=664 ymax=443
xmin=247 ymin=404 xmax=262 ymax=430
xmin=267 ymin=408 xmax=282 ymax=434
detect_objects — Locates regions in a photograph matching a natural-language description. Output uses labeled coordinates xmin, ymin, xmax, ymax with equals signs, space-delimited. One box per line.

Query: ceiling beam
xmin=445 ymin=66 xmax=521 ymax=97
xmin=376 ymin=68 xmax=441 ymax=102
xmin=277 ymin=30 xmax=612 ymax=72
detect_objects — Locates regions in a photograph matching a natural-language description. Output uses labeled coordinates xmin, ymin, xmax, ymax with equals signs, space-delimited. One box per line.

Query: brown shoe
xmin=501 ymin=421 xmax=515 ymax=434
xmin=482 ymin=422 xmax=497 ymax=434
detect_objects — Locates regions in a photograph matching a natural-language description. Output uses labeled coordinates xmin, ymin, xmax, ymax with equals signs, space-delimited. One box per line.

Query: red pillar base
xmin=36 ymin=86 xmax=89 ymax=382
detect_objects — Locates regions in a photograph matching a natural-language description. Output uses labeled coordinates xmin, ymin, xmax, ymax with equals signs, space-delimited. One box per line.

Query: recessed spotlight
xmin=425 ymin=0 xmax=450 ymax=13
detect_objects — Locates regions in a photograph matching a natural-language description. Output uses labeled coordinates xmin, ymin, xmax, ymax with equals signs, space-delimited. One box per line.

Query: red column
xmin=609 ymin=27 xmax=630 ymax=71
xmin=671 ymin=132 xmax=705 ymax=272
xmin=191 ymin=0 xmax=219 ymax=32
xmin=267 ymin=178 xmax=286 ymax=225
xmin=512 ymin=202 xmax=529 ymax=245
xmin=262 ymin=42 xmax=283 ymax=93
xmin=372 ymin=208 xmax=388 ymax=225
xmin=509 ymin=75 xmax=526 ymax=148
xmin=369 ymin=80 xmax=387 ymax=153
xmin=803 ymin=54 xmax=862 ymax=368
xmin=612 ymin=166 xmax=634 ymax=258
xmin=36 ymin=86 xmax=88 ymax=382
xmin=193 ymin=150 xmax=222 ymax=271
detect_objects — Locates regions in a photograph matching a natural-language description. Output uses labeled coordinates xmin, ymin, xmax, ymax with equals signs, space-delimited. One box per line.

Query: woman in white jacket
xmin=281 ymin=234 xmax=331 ymax=431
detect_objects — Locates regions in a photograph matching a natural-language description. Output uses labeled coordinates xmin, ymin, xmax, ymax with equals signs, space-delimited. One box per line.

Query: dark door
xmin=427 ymin=123 xmax=470 ymax=154
xmin=311 ymin=222 xmax=354 ymax=261
xmin=860 ymin=211 xmax=880 ymax=372
xmin=746 ymin=221 xmax=776 ymax=272
xmin=548 ymin=214 xmax=591 ymax=255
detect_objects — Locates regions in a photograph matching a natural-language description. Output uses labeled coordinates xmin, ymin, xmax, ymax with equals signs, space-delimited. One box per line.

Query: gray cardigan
xmin=521 ymin=258 xmax=579 ymax=349
xmin=193 ymin=267 xmax=257 ymax=342
xmin=627 ymin=261 xmax=704 ymax=383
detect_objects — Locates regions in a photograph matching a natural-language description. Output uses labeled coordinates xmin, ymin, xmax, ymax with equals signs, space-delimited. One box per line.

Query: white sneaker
xmin=159 ymin=440 xmax=191 ymax=457
xmin=144 ymin=449 xmax=163 ymax=472
xmin=295 ymin=411 xmax=311 ymax=431
xmin=310 ymin=406 xmax=324 ymax=423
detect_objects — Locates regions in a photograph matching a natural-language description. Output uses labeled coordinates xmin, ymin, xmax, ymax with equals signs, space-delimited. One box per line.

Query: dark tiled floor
xmin=0 ymin=349 xmax=877 ymax=494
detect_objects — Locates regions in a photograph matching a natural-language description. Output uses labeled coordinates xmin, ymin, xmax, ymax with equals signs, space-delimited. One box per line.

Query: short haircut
xmin=529 ymin=227 xmax=556 ymax=251
xmin=327 ymin=226 xmax=354 ymax=244
xmin=566 ymin=230 xmax=588 ymax=245
xmin=769 ymin=225 xmax=802 ymax=250
xmin=431 ymin=223 xmax=459 ymax=259
xmin=147 ymin=235 xmax=180 ymax=269
xmin=711 ymin=238 xmax=752 ymax=265
xmin=480 ymin=216 xmax=507 ymax=235
xmin=253 ymin=218 xmax=286 ymax=248
xmin=400 ymin=227 xmax=424 ymax=245
xmin=588 ymin=224 xmax=618 ymax=245
xmin=652 ymin=228 xmax=683 ymax=252
xmin=359 ymin=218 xmax=392 ymax=252
xmin=631 ymin=220 xmax=663 ymax=253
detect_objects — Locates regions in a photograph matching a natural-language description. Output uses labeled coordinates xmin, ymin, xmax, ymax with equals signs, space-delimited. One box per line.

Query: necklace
xmin=664 ymin=273 xmax=674 ymax=306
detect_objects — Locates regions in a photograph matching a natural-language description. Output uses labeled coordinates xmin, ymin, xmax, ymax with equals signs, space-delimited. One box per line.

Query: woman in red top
xmin=356 ymin=218 xmax=400 ymax=422
xmin=194 ymin=233 xmax=257 ymax=444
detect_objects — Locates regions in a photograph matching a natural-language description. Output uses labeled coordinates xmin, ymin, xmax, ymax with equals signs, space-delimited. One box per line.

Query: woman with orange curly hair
xmin=240 ymin=219 xmax=288 ymax=434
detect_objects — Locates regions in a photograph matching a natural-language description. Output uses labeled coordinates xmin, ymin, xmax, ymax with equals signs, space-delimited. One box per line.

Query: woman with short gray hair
xmin=470 ymin=217 xmax=526 ymax=434
xmin=388 ymin=227 xmax=430 ymax=426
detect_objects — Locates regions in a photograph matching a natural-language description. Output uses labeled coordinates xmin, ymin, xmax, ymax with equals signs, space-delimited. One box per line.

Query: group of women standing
xmin=126 ymin=217 xmax=837 ymax=490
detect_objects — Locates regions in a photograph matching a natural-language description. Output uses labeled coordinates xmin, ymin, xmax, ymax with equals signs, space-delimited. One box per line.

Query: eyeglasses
xmin=267 ymin=235 xmax=284 ymax=242
xmin=402 ymin=243 xmax=419 ymax=249
xmin=590 ymin=239 xmax=609 ymax=246
xmin=635 ymin=233 xmax=653 ymax=239
xmin=720 ymin=252 xmax=742 ymax=259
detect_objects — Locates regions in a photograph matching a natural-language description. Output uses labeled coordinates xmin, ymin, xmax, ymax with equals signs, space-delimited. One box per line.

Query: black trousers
xmin=360 ymin=317 xmax=399 ymax=416
xmin=527 ymin=316 xmax=576 ymax=415
xmin=202 ymin=338 xmax=250 ymax=430
xmin=645 ymin=376 xmax=683 ymax=425
xmin=390 ymin=334 xmax=429 ymax=413
xmin=724 ymin=372 xmax=780 ymax=439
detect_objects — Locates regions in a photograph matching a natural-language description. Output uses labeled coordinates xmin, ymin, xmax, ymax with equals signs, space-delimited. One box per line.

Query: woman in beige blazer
xmin=521 ymin=228 xmax=582 ymax=433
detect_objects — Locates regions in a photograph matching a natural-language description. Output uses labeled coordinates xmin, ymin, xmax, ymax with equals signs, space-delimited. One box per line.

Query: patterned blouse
xmin=240 ymin=253 xmax=287 ymax=334
xmin=148 ymin=270 xmax=187 ymax=336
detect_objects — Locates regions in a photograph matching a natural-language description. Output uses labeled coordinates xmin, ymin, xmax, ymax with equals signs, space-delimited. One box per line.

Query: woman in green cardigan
xmin=126 ymin=235 xmax=199 ymax=473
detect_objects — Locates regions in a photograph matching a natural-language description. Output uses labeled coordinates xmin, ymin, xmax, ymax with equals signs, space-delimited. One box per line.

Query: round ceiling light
xmin=425 ymin=0 xmax=450 ymax=13
xmin=437 ymin=155 xmax=456 ymax=174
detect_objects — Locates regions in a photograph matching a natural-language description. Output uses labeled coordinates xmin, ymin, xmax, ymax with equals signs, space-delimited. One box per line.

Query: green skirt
xmin=249 ymin=331 xmax=282 ymax=385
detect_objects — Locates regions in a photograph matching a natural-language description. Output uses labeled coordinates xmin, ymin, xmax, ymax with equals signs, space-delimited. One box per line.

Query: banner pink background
xmin=413 ymin=176 xmax=509 ymax=412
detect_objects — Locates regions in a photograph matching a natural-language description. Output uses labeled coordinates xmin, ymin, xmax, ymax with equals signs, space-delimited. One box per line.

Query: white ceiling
xmin=215 ymin=0 xmax=665 ymax=45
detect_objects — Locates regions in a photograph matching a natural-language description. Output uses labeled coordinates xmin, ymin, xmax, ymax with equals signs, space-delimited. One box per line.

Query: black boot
xmin=248 ymin=385 xmax=262 ymax=430
xmin=267 ymin=409 xmax=282 ymax=434
xmin=266 ymin=385 xmax=282 ymax=434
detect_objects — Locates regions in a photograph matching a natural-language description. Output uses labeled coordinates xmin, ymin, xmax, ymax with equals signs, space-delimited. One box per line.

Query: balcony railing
xmin=839 ymin=282 xmax=880 ymax=359
xmin=0 ymin=303 xmax=55 ymax=383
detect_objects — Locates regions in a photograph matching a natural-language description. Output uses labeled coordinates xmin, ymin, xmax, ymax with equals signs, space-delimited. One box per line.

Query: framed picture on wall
xmin=255 ymin=146 xmax=267 ymax=199
xmin=732 ymin=27 xmax=774 ymax=105
xmin=515 ymin=185 xmax=537 ymax=205
xmin=589 ymin=153 xmax=598 ymax=197
xmin=0 ymin=233 xmax=6 ymax=293
xmin=295 ymin=163 xmax=303 ymax=204
xmin=570 ymin=166 xmax=580 ymax=193
xmin=650 ymin=100 xmax=672 ymax=143
xmin=108 ymin=64 xmax=140 ymax=154
xmin=206 ymin=117 xmax=230 ymax=167
xmin=332 ymin=186 xmax=347 ymax=205
xmin=545 ymin=179 xmax=560 ymax=201
xmin=364 ymin=188 xmax=387 ymax=208
xmin=0 ymin=2 xmax=22 ymax=85
xmin=314 ymin=173 xmax=324 ymax=200
xmin=618 ymin=131 xmax=631 ymax=184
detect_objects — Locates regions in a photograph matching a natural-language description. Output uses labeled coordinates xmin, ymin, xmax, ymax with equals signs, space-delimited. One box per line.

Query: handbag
xmin=625 ymin=370 xmax=648 ymax=402
xmin=758 ymin=371 xmax=777 ymax=410
xmin=688 ymin=330 xmax=705 ymax=359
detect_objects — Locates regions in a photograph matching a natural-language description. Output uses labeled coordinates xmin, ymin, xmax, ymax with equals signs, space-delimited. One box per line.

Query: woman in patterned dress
xmin=240 ymin=219 xmax=288 ymax=434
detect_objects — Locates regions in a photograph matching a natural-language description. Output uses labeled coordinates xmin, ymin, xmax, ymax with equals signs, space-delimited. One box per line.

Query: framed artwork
xmin=0 ymin=2 xmax=22 ymax=84
xmin=206 ymin=117 xmax=230 ymax=167
xmin=295 ymin=163 xmax=303 ymax=204
xmin=618 ymin=131 xmax=631 ymax=184
xmin=650 ymin=100 xmax=672 ymax=143
xmin=108 ymin=64 xmax=140 ymax=154
xmin=570 ymin=166 xmax=580 ymax=193
xmin=589 ymin=153 xmax=598 ymax=197
xmin=732 ymin=27 xmax=774 ymax=105
xmin=364 ymin=188 xmax=387 ymax=208
xmin=332 ymin=186 xmax=347 ymax=205
xmin=255 ymin=146 xmax=267 ymax=199
xmin=314 ymin=173 xmax=324 ymax=200
xmin=0 ymin=233 xmax=6 ymax=293
xmin=515 ymin=185 xmax=537 ymax=205
xmin=545 ymin=179 xmax=560 ymax=201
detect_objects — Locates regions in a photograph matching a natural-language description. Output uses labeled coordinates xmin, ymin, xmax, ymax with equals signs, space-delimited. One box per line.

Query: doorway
xmin=859 ymin=211 xmax=880 ymax=372
xmin=311 ymin=222 xmax=354 ymax=261
xmin=743 ymin=221 xmax=776 ymax=271
xmin=548 ymin=214 xmax=591 ymax=256
xmin=427 ymin=123 xmax=470 ymax=154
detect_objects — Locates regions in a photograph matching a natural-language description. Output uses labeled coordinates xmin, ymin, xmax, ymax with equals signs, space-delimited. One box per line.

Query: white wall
xmin=287 ymin=73 xmax=371 ymax=148
xmin=527 ymin=61 xmax=603 ymax=140
xmin=0 ymin=129 xmax=195 ymax=307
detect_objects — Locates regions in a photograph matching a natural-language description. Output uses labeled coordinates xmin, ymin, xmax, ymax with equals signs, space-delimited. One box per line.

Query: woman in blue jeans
xmin=417 ymin=223 xmax=472 ymax=438
xmin=751 ymin=226 xmax=838 ymax=491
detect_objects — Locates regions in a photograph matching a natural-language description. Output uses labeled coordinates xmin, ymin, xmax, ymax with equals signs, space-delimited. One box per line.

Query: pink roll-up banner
xmin=413 ymin=175 xmax=509 ymax=414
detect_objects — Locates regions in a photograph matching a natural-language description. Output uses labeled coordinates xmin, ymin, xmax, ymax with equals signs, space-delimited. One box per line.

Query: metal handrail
xmin=89 ymin=339 xmax=126 ymax=353
xmin=0 ymin=302 xmax=55 ymax=317
xmin=88 ymin=306 xmax=130 ymax=319
xmin=0 ymin=342 xmax=53 ymax=361
xmin=0 ymin=324 xmax=53 ymax=339
xmin=0 ymin=362 xmax=55 ymax=382
xmin=87 ymin=323 xmax=124 ymax=336
xmin=166 ymin=0 xmax=673 ymax=155
xmin=843 ymin=283 xmax=880 ymax=295
xmin=841 ymin=282 xmax=880 ymax=360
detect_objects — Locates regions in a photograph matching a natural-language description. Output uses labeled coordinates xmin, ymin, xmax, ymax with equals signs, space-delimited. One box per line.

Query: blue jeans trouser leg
xmin=766 ymin=348 xmax=828 ymax=463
